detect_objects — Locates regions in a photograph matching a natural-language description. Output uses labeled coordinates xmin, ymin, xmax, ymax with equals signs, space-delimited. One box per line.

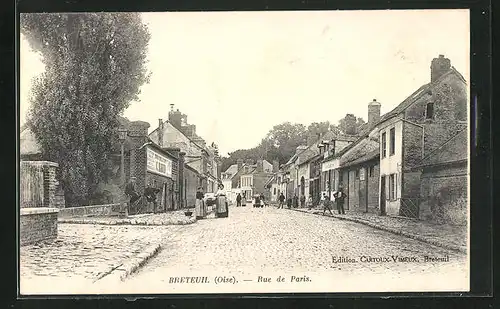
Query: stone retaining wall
xmin=58 ymin=203 xmax=123 ymax=218
xmin=20 ymin=208 xmax=59 ymax=246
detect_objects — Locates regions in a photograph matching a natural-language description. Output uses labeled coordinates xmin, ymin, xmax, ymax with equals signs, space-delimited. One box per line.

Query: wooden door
xmin=380 ymin=176 xmax=386 ymax=215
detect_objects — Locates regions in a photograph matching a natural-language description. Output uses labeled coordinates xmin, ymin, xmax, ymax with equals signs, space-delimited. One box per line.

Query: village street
xmin=117 ymin=205 xmax=468 ymax=293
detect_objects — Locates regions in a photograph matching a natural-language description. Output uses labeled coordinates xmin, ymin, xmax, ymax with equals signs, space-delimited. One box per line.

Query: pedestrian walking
xmin=333 ymin=186 xmax=346 ymax=214
xmin=286 ymin=197 xmax=292 ymax=209
xmin=278 ymin=192 xmax=285 ymax=209
xmin=293 ymin=194 xmax=299 ymax=208
xmin=307 ymin=194 xmax=313 ymax=210
xmin=322 ymin=192 xmax=334 ymax=216
xmin=236 ymin=193 xmax=242 ymax=207
xmin=260 ymin=193 xmax=266 ymax=207
xmin=300 ymin=195 xmax=306 ymax=208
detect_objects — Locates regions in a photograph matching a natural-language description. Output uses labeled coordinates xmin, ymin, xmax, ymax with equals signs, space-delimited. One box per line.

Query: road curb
xmin=95 ymin=243 xmax=162 ymax=284
xmin=58 ymin=217 xmax=197 ymax=226
xmin=289 ymin=208 xmax=466 ymax=254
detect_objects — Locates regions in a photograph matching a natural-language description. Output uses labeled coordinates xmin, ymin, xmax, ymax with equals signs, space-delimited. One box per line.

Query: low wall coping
xmin=21 ymin=207 xmax=60 ymax=215
xmin=20 ymin=160 xmax=59 ymax=167
xmin=61 ymin=203 xmax=122 ymax=211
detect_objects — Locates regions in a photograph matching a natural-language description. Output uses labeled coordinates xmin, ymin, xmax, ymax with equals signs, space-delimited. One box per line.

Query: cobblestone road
xmin=120 ymin=206 xmax=468 ymax=293
xmin=20 ymin=223 xmax=182 ymax=294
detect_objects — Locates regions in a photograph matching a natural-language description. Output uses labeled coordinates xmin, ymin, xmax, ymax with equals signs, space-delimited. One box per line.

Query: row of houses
xmin=266 ymin=55 xmax=468 ymax=225
xmin=221 ymin=158 xmax=278 ymax=204
xmin=20 ymin=104 xmax=221 ymax=211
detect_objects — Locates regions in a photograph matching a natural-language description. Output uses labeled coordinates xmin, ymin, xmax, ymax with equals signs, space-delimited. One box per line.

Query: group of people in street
xmin=195 ymin=184 xmax=229 ymax=219
xmin=276 ymin=185 xmax=347 ymax=216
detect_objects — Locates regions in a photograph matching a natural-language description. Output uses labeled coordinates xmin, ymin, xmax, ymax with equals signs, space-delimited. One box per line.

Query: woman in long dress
xmin=195 ymin=187 xmax=205 ymax=219
xmin=215 ymin=184 xmax=228 ymax=218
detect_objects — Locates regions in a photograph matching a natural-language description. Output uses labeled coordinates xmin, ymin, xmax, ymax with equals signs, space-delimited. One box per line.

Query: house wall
xmin=379 ymin=119 xmax=403 ymax=216
xmin=184 ymin=167 xmax=200 ymax=208
xmin=298 ymin=164 xmax=310 ymax=197
xmin=420 ymin=162 xmax=467 ymax=225
xmin=343 ymin=162 xmax=379 ymax=214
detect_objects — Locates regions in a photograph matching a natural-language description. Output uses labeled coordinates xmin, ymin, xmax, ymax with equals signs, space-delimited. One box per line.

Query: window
xmin=389 ymin=128 xmax=395 ymax=156
xmin=355 ymin=169 xmax=360 ymax=179
xmin=389 ymin=174 xmax=396 ymax=200
xmin=273 ymin=188 xmax=276 ymax=195
xmin=381 ymin=132 xmax=387 ymax=158
xmin=426 ymin=102 xmax=434 ymax=119
xmin=369 ymin=166 xmax=374 ymax=177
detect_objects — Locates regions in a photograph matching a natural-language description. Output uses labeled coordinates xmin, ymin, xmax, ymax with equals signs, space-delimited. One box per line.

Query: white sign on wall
xmin=322 ymin=159 xmax=339 ymax=172
xmin=147 ymin=148 xmax=172 ymax=178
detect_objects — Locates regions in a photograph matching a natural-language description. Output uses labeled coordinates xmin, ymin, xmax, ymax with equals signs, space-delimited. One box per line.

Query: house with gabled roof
xmin=377 ymin=54 xmax=467 ymax=218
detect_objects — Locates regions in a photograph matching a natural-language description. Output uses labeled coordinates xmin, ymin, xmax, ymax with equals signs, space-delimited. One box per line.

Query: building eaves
xmin=340 ymin=149 xmax=380 ymax=168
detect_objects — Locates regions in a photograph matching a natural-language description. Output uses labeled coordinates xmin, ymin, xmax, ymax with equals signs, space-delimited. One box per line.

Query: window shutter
xmin=395 ymin=173 xmax=398 ymax=199
xmin=385 ymin=175 xmax=389 ymax=200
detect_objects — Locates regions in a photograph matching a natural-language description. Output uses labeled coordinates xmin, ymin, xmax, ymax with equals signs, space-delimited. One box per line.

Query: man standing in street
xmin=333 ymin=185 xmax=346 ymax=214
xmin=322 ymin=192 xmax=334 ymax=216
xmin=278 ymin=192 xmax=285 ymax=209
xmin=236 ymin=193 xmax=242 ymax=207
xmin=125 ymin=177 xmax=140 ymax=213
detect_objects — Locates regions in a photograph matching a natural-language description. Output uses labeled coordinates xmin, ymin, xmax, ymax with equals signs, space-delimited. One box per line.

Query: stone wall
xmin=58 ymin=203 xmax=122 ymax=218
xmin=420 ymin=162 xmax=467 ymax=225
xmin=20 ymin=208 xmax=59 ymax=246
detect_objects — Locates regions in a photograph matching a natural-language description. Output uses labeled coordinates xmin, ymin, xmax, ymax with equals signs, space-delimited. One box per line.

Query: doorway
xmin=380 ymin=175 xmax=386 ymax=215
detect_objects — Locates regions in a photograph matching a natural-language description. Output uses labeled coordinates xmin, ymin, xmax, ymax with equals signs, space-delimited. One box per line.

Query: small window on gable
xmin=426 ymin=102 xmax=434 ymax=119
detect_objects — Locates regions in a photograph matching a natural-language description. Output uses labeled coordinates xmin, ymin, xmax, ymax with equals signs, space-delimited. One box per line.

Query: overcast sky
xmin=20 ymin=9 xmax=469 ymax=156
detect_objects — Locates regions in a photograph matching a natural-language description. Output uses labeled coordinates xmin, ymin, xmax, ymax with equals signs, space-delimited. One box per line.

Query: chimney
xmin=256 ymin=159 xmax=264 ymax=172
xmin=237 ymin=159 xmax=244 ymax=171
xmin=431 ymin=54 xmax=451 ymax=83
xmin=168 ymin=107 xmax=182 ymax=131
xmin=272 ymin=160 xmax=279 ymax=172
xmin=368 ymin=99 xmax=381 ymax=126
xmin=157 ymin=119 xmax=164 ymax=147
xmin=344 ymin=114 xmax=357 ymax=135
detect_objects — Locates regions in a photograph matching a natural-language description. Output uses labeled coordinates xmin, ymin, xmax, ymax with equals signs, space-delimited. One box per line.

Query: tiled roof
xmin=223 ymin=164 xmax=238 ymax=175
xmin=341 ymin=149 xmax=380 ymax=168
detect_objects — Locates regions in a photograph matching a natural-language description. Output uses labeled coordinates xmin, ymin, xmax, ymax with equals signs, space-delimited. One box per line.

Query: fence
xmin=20 ymin=162 xmax=45 ymax=208
xmin=399 ymin=197 xmax=420 ymax=219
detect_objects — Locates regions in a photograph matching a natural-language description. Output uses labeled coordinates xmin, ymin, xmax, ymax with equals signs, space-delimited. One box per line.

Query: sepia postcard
xmin=18 ymin=9 xmax=470 ymax=295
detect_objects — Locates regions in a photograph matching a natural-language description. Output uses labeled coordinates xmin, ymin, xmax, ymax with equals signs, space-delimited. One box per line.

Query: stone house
xmin=232 ymin=159 xmax=273 ymax=202
xmin=377 ymin=55 xmax=467 ymax=218
xmin=148 ymin=105 xmax=220 ymax=194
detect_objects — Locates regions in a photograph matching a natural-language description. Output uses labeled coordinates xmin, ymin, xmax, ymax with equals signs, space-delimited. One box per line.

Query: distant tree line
xmin=220 ymin=116 xmax=365 ymax=173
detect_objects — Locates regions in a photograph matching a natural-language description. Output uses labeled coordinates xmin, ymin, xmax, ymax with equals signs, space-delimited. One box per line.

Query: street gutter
xmin=288 ymin=208 xmax=466 ymax=254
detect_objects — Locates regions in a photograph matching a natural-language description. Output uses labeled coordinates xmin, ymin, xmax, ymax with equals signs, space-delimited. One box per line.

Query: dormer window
xmin=426 ymin=102 xmax=434 ymax=119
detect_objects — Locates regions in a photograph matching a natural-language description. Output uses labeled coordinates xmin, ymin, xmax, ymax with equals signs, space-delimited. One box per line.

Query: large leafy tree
xmin=21 ymin=13 xmax=150 ymax=206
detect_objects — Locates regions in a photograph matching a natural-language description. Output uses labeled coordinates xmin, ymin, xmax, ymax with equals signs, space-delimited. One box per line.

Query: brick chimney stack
xmin=272 ymin=160 xmax=279 ymax=172
xmin=256 ymin=159 xmax=264 ymax=172
xmin=158 ymin=119 xmax=163 ymax=147
xmin=168 ymin=105 xmax=183 ymax=131
xmin=368 ymin=99 xmax=381 ymax=126
xmin=431 ymin=54 xmax=451 ymax=83
xmin=237 ymin=159 xmax=244 ymax=171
